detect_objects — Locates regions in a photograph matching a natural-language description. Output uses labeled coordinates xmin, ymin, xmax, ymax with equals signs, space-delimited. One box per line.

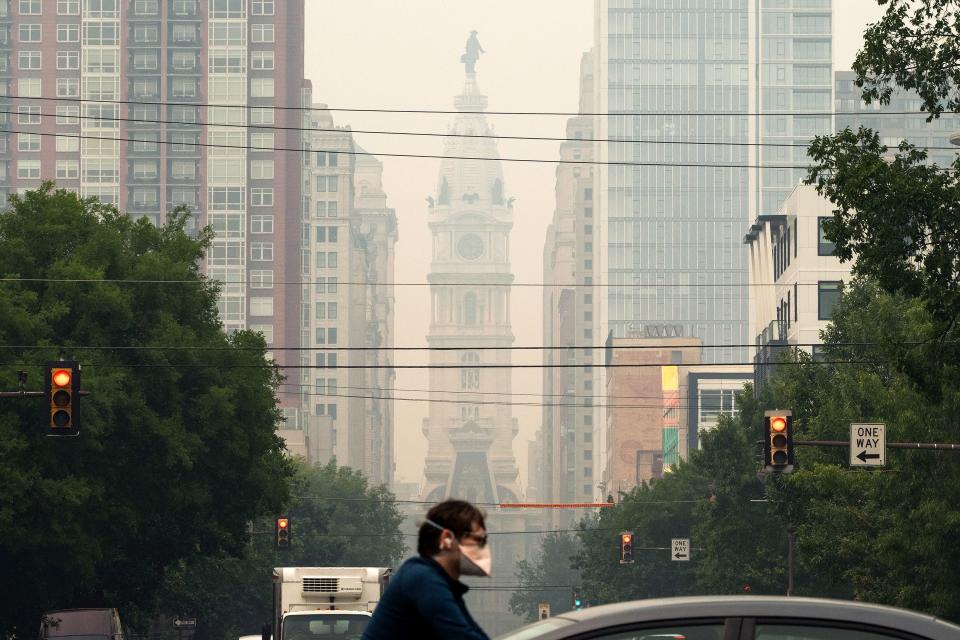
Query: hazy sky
xmin=304 ymin=1 xmax=888 ymax=486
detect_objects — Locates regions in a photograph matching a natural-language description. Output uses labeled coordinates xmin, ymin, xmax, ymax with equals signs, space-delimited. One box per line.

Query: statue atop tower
xmin=460 ymin=30 xmax=484 ymax=74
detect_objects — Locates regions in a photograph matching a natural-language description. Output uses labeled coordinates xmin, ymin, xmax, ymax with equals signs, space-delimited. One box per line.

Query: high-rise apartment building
xmin=592 ymin=0 xmax=833 ymax=363
xmin=541 ymin=51 xmax=598 ymax=524
xmin=0 ymin=0 xmax=305 ymax=416
xmin=300 ymin=105 xmax=398 ymax=484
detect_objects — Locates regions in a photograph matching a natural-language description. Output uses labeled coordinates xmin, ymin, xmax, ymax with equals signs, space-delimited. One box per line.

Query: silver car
xmin=497 ymin=596 xmax=960 ymax=640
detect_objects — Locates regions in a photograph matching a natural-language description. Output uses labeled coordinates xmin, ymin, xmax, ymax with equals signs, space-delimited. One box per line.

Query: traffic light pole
xmin=795 ymin=440 xmax=960 ymax=451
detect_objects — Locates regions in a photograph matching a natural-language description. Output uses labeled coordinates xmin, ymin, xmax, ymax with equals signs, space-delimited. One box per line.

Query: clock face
xmin=457 ymin=233 xmax=484 ymax=260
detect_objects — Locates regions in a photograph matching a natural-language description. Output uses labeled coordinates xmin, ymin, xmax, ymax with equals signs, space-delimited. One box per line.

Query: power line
xmin=4 ymin=99 xmax=958 ymax=151
xmin=10 ymin=93 xmax=959 ymax=118
xmin=0 ymin=276 xmax=828 ymax=288
xmin=0 ymin=125 xmax=846 ymax=170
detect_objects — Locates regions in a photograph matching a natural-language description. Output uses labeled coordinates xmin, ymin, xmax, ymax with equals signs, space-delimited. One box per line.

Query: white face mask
xmin=424 ymin=518 xmax=493 ymax=577
xmin=458 ymin=541 xmax=492 ymax=577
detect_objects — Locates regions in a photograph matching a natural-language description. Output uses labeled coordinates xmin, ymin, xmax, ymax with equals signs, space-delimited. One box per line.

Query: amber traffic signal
xmin=275 ymin=515 xmax=291 ymax=549
xmin=619 ymin=531 xmax=634 ymax=564
xmin=45 ymin=361 xmax=79 ymax=436
xmin=763 ymin=410 xmax=794 ymax=473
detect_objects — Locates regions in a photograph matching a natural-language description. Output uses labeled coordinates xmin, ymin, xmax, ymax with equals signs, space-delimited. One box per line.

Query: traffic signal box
xmin=763 ymin=410 xmax=794 ymax=473
xmin=619 ymin=531 xmax=634 ymax=564
xmin=275 ymin=516 xmax=291 ymax=549
xmin=572 ymin=590 xmax=583 ymax=610
xmin=45 ymin=361 xmax=79 ymax=437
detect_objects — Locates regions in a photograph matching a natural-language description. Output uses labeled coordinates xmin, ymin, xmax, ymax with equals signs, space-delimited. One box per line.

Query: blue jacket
xmin=362 ymin=555 xmax=489 ymax=640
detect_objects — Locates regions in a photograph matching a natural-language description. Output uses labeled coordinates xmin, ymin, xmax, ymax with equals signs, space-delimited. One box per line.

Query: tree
xmin=0 ymin=185 xmax=291 ymax=637
xmin=855 ymin=0 xmax=960 ymax=118
xmin=156 ymin=460 xmax=406 ymax=640
xmin=509 ymin=533 xmax=581 ymax=622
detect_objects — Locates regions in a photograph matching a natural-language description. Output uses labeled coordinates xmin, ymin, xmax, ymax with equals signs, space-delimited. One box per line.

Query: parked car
xmin=497 ymin=596 xmax=960 ymax=640
xmin=40 ymin=609 xmax=124 ymax=640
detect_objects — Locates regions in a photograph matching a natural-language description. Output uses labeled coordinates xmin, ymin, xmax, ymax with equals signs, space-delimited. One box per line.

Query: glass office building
xmin=595 ymin=0 xmax=832 ymax=362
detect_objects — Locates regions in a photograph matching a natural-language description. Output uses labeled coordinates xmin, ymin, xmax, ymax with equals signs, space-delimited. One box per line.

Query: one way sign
xmin=850 ymin=423 xmax=885 ymax=468
xmin=671 ymin=538 xmax=690 ymax=561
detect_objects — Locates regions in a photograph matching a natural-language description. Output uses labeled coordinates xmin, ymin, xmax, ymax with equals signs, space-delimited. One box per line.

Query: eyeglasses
xmin=461 ymin=531 xmax=488 ymax=548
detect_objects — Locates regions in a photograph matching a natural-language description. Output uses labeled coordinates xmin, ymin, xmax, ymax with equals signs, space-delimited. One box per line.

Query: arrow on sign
xmin=674 ymin=552 xmax=687 ymax=559
xmin=856 ymin=451 xmax=880 ymax=462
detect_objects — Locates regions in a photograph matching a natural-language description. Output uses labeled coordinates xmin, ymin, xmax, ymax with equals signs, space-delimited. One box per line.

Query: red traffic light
xmin=770 ymin=416 xmax=787 ymax=433
xmin=277 ymin=518 xmax=289 ymax=530
xmin=52 ymin=369 xmax=72 ymax=387
xmin=621 ymin=534 xmax=632 ymax=544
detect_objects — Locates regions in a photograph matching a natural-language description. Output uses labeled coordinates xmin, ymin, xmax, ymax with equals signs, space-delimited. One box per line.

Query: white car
xmin=497 ymin=596 xmax=960 ymax=640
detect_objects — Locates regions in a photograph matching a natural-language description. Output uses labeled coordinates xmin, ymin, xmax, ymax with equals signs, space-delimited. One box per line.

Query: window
xmin=251 ymin=188 xmax=273 ymax=206
xmin=133 ymin=160 xmax=158 ymax=179
xmin=83 ymin=22 xmax=118 ymax=45
xmin=251 ymin=78 xmax=274 ymax=98
xmin=316 ymin=201 xmax=339 ymax=218
xmin=17 ymin=160 xmax=40 ymax=179
xmin=250 ymin=132 xmax=274 ymax=151
xmin=209 ymin=0 xmax=244 ymax=19
xmin=18 ymin=51 xmax=41 ymax=70
xmin=208 ymin=187 xmax=244 ymax=210
xmin=316 ymin=176 xmax=338 ymax=192
xmin=57 ymin=51 xmax=79 ymax=70
xmin=172 ymin=23 xmax=196 ymax=43
xmin=85 ymin=50 xmax=118 ymax=73
xmin=172 ymin=0 xmax=196 ymax=16
xmin=169 ymin=132 xmax=197 ymax=152
xmin=131 ymin=189 xmax=158 ymax=208
xmin=316 ymin=152 xmax=339 ymax=167
xmin=132 ymin=78 xmax=159 ymax=98
xmin=19 ymin=0 xmax=40 ymax=14
xmin=171 ymin=160 xmax=196 ymax=180
xmin=57 ymin=0 xmax=79 ymax=14
xmin=18 ymin=77 xmax=40 ymax=98
xmin=133 ymin=25 xmax=159 ymax=43
xmin=18 ymin=24 xmax=40 ymax=42
xmin=56 ymin=78 xmax=78 ymax=97
xmin=171 ymin=78 xmax=197 ymax=98
xmin=251 ymin=159 xmax=274 ymax=180
xmin=56 ymin=106 xmax=79 ymax=125
xmin=249 ymin=324 xmax=274 ymax=345
xmin=755 ymin=623 xmax=901 ymax=639
xmin=251 ymin=242 xmax=274 ymax=261
xmin=55 ymin=136 xmax=80 ymax=153
xmin=817 ymin=217 xmax=836 ymax=256
xmin=250 ymin=107 xmax=274 ymax=125
xmin=17 ymin=133 xmax=40 ymax=152
xmin=251 ymin=51 xmax=274 ymax=70
xmin=251 ymin=215 xmax=273 ymax=234
xmin=208 ymin=22 xmax=245 ymax=46
xmin=250 ymin=270 xmax=273 ymax=289
xmin=251 ymin=23 xmax=274 ymax=43
xmin=57 ymin=23 xmax=78 ymax=42
xmin=460 ymin=352 xmax=480 ymax=389
xmin=169 ymin=188 xmax=197 ymax=208
xmin=250 ymin=297 xmax=273 ymax=317
xmin=134 ymin=0 xmax=159 ymax=14
xmin=464 ymin=292 xmax=477 ymax=325
xmin=252 ymin=0 xmax=274 ymax=14
xmin=18 ymin=105 xmax=40 ymax=124
xmin=818 ymin=281 xmax=842 ymax=320
xmin=56 ymin=160 xmax=79 ymax=180
xmin=133 ymin=52 xmax=158 ymax=71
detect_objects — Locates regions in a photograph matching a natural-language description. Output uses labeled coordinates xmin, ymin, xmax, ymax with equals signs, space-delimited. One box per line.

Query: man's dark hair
xmin=417 ymin=499 xmax=486 ymax=556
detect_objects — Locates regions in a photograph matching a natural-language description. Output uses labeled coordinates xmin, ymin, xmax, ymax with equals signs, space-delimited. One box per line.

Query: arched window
xmin=464 ymin=292 xmax=477 ymax=325
xmin=461 ymin=351 xmax=480 ymax=390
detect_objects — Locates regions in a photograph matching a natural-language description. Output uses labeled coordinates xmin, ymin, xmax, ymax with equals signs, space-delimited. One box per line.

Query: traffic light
xmin=763 ymin=410 xmax=794 ymax=473
xmin=619 ymin=531 xmax=634 ymax=564
xmin=572 ymin=589 xmax=583 ymax=610
xmin=275 ymin=515 xmax=291 ymax=549
xmin=45 ymin=361 xmax=79 ymax=437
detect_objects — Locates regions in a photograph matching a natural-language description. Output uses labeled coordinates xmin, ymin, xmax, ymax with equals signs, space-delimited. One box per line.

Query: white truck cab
xmin=266 ymin=567 xmax=390 ymax=640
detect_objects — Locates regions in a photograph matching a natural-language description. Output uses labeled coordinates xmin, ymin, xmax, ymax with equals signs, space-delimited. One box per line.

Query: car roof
xmin=511 ymin=597 xmax=960 ymax=639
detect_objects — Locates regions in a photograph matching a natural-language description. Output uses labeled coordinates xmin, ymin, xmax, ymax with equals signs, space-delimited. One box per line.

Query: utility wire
xmin=8 ymin=93 xmax=959 ymax=118
xmin=0 ymin=276 xmax=829 ymax=288
xmin=5 ymin=100 xmax=959 ymax=151
xmin=0 ymin=125 xmax=847 ymax=170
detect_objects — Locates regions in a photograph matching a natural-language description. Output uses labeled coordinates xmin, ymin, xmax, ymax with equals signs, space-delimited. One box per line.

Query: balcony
xmin=753 ymin=319 xmax=789 ymax=397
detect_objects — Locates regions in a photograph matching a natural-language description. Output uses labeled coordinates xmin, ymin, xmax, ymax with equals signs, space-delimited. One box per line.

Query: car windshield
xmin=282 ymin=615 xmax=369 ymax=640
xmin=497 ymin=619 xmax=570 ymax=640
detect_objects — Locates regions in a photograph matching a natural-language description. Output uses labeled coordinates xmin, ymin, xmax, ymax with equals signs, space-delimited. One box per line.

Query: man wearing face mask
xmin=361 ymin=499 xmax=491 ymax=640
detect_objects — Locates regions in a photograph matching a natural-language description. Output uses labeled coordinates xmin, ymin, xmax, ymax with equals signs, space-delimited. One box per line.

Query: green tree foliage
xmin=156 ymin=460 xmax=406 ymax=640
xmin=807 ymin=128 xmax=960 ymax=332
xmin=0 ymin=185 xmax=291 ymax=637
xmin=509 ymin=533 xmax=581 ymax=622
xmin=854 ymin=0 xmax=960 ymax=118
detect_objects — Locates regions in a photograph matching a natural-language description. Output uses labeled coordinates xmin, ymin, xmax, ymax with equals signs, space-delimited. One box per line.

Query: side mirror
xmin=261 ymin=622 xmax=271 ymax=640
